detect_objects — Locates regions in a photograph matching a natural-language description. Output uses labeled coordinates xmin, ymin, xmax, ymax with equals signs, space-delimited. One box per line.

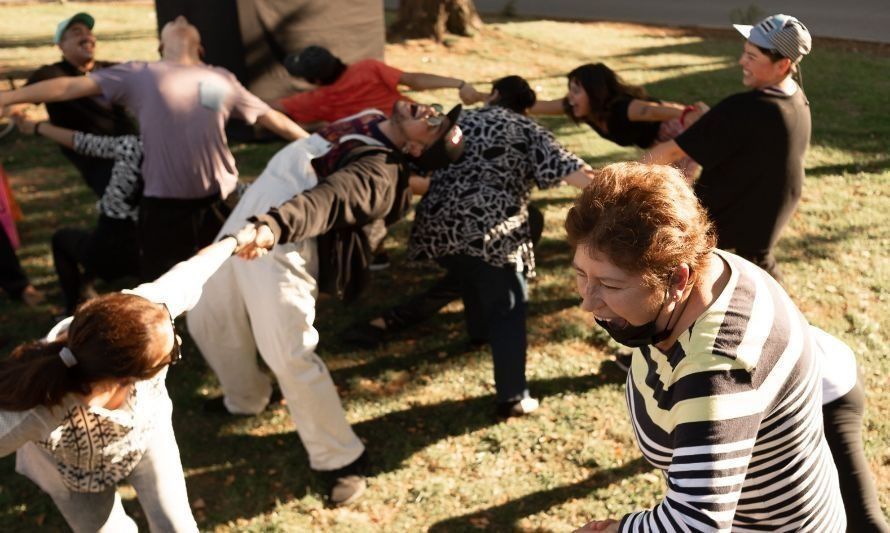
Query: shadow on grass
xmin=181 ymin=371 xmax=621 ymax=529
xmin=806 ymin=157 xmax=890 ymax=177
xmin=779 ymin=224 xmax=867 ymax=264
xmin=428 ymin=456 xmax=650 ymax=532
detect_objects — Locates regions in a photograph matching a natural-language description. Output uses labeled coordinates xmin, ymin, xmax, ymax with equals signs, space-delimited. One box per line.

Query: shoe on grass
xmin=368 ymin=251 xmax=390 ymax=272
xmin=324 ymin=450 xmax=368 ymax=507
xmin=344 ymin=322 xmax=387 ymax=349
xmin=496 ymin=396 xmax=540 ymax=420
xmin=202 ymin=388 xmax=283 ymax=416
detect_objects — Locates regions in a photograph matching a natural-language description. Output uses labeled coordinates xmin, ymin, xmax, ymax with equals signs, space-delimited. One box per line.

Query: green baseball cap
xmin=54 ymin=12 xmax=95 ymax=44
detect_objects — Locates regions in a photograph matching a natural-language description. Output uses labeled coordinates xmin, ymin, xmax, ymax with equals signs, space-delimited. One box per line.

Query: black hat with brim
xmin=413 ymin=104 xmax=465 ymax=172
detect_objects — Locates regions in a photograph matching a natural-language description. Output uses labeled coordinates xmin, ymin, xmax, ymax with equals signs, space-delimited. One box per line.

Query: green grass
xmin=1 ymin=3 xmax=888 ymax=531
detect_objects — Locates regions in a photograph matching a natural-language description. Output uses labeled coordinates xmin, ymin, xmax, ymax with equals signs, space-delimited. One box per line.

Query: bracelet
xmin=679 ymin=105 xmax=695 ymax=127
xmin=34 ymin=121 xmax=47 ymax=136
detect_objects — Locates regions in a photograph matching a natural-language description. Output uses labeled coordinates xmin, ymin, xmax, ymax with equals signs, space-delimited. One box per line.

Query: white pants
xmin=187 ymin=240 xmax=364 ymax=471
xmin=16 ymin=416 xmax=197 ymax=533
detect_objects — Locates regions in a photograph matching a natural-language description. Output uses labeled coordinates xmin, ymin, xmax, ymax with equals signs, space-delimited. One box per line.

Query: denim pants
xmin=437 ymin=254 xmax=529 ymax=403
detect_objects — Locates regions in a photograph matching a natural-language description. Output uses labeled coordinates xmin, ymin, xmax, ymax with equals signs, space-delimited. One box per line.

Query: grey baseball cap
xmin=54 ymin=12 xmax=94 ymax=44
xmin=734 ymin=14 xmax=812 ymax=63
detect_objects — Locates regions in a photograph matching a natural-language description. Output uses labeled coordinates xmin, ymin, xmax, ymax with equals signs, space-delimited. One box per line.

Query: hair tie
xmin=59 ymin=346 xmax=78 ymax=368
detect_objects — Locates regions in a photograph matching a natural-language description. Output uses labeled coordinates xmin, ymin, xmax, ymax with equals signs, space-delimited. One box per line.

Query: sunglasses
xmin=424 ymin=103 xmax=446 ymax=128
xmin=146 ymin=304 xmax=181 ymax=373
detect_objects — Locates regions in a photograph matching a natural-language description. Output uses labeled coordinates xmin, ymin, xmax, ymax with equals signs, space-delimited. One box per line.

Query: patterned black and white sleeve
xmin=72 ymin=131 xmax=121 ymax=160
xmin=526 ymin=121 xmax=585 ymax=189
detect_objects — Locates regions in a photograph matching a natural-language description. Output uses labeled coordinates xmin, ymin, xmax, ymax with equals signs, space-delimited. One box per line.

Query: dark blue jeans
xmin=437 ymin=255 xmax=529 ymax=403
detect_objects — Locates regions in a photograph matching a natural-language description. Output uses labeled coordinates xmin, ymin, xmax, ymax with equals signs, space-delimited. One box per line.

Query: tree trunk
xmin=390 ymin=0 xmax=483 ymax=42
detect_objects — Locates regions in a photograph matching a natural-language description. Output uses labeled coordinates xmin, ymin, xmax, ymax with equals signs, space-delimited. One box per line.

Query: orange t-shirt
xmin=279 ymin=59 xmax=408 ymax=123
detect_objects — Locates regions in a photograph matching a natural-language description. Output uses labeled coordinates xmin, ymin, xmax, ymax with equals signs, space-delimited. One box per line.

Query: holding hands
xmin=458 ymin=82 xmax=486 ymax=105
xmin=228 ymin=223 xmax=275 ymax=260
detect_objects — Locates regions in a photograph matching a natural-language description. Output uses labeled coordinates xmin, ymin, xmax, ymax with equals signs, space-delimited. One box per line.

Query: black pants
xmin=138 ymin=195 xmax=228 ymax=281
xmin=382 ymin=205 xmax=545 ymax=331
xmin=52 ymin=215 xmax=140 ymax=314
xmin=0 ymin=225 xmax=29 ymax=299
xmin=823 ymin=379 xmax=890 ymax=532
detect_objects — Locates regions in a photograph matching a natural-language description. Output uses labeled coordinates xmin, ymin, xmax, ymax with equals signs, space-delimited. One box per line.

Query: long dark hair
xmin=490 ymin=75 xmax=537 ymax=114
xmin=564 ymin=63 xmax=647 ymax=125
xmin=0 ymin=293 xmax=169 ymax=411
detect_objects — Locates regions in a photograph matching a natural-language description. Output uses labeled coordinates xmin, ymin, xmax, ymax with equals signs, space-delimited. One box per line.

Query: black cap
xmin=412 ymin=104 xmax=465 ymax=172
xmin=283 ymin=46 xmax=339 ymax=82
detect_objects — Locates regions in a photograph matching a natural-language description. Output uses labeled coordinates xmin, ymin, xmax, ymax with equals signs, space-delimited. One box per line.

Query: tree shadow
xmin=176 ymin=371 xmax=618 ymax=530
xmin=779 ymin=224 xmax=867 ymax=264
xmin=428 ymin=456 xmax=651 ymax=532
xmin=806 ymin=157 xmax=890 ymax=177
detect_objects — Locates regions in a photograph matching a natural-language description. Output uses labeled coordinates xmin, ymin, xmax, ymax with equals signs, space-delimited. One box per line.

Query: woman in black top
xmin=532 ymin=63 xmax=706 ymax=176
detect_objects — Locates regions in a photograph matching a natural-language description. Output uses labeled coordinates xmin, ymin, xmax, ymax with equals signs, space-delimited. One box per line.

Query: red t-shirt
xmin=279 ymin=59 xmax=407 ymax=123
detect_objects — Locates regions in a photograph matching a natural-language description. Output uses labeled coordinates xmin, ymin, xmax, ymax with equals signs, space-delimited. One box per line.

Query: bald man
xmin=2 ymin=16 xmax=309 ymax=278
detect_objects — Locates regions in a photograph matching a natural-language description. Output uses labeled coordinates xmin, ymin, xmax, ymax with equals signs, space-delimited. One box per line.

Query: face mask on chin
xmin=595 ymin=297 xmax=672 ymax=349
xmin=595 ymin=269 xmax=690 ymax=349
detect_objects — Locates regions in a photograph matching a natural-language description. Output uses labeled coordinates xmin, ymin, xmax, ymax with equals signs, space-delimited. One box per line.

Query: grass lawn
xmin=1 ymin=3 xmax=888 ymax=531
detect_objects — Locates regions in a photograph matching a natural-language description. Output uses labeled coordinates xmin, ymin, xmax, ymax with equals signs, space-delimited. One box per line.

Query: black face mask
xmin=595 ymin=297 xmax=673 ymax=348
xmin=595 ymin=271 xmax=691 ymax=348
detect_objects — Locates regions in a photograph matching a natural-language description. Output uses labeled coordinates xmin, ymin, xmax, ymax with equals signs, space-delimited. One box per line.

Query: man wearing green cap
xmin=26 ymin=13 xmax=136 ymax=197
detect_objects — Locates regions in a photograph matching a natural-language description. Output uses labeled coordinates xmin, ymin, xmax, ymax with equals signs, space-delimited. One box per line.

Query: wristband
xmin=679 ymin=105 xmax=695 ymax=127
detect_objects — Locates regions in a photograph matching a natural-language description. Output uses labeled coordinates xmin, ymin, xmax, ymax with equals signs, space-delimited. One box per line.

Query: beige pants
xmin=187 ymin=242 xmax=364 ymax=471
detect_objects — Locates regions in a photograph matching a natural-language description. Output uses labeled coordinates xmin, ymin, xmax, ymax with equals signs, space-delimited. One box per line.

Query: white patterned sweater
xmin=0 ymin=245 xmax=232 ymax=492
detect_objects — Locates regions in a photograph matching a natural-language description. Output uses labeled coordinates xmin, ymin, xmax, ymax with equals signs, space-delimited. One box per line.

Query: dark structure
xmin=155 ymin=0 xmax=385 ymax=137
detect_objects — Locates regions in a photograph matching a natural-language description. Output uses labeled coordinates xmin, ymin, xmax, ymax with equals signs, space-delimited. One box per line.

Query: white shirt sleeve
xmin=124 ymin=241 xmax=234 ymax=318
xmin=811 ymin=326 xmax=858 ymax=404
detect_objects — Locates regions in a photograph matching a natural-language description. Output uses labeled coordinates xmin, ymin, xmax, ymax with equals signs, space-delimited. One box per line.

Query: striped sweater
xmin=620 ymin=250 xmax=845 ymax=532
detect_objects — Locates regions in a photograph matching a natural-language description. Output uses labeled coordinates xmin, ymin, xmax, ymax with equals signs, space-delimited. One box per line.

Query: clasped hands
xmin=228 ymin=223 xmax=276 ymax=260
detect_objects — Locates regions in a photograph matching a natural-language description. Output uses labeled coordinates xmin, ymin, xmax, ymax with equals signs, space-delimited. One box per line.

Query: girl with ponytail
xmin=0 ymin=227 xmax=253 ymax=532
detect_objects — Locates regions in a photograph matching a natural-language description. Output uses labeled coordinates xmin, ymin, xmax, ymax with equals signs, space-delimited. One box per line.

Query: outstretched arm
xmin=256 ymin=109 xmax=309 ymax=141
xmin=399 ymin=72 xmax=485 ymax=105
xmin=528 ymin=98 xmax=566 ymax=116
xmin=0 ymin=76 xmax=101 ymax=113
xmin=641 ymin=140 xmax=688 ymax=167
xmin=15 ymin=116 xmax=75 ymax=149
xmin=562 ymin=166 xmax=595 ymax=189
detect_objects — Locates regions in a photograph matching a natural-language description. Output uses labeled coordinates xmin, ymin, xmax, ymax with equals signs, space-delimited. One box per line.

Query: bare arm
xmin=562 ymin=166 xmax=595 ymax=189
xmin=399 ymin=72 xmax=484 ymax=105
xmin=266 ymin=99 xmax=286 ymax=113
xmin=626 ymin=99 xmax=686 ymax=122
xmin=528 ymin=98 xmax=566 ymax=116
xmin=0 ymin=76 xmax=101 ymax=112
xmin=640 ymin=140 xmax=688 ymax=166
xmin=15 ymin=117 xmax=75 ymax=149
xmin=255 ymin=109 xmax=309 ymax=141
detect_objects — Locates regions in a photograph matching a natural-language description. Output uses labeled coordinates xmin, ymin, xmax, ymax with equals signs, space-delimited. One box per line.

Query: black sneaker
xmin=368 ymin=251 xmax=390 ymax=272
xmin=344 ymin=322 xmax=388 ymax=349
xmin=202 ymin=388 xmax=283 ymax=415
xmin=323 ymin=451 xmax=369 ymax=507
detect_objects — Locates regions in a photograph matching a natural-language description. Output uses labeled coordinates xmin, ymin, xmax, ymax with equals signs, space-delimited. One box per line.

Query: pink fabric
xmin=0 ymin=164 xmax=20 ymax=249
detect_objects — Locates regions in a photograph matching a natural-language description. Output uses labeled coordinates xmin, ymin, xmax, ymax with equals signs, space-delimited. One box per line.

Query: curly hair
xmin=565 ymin=162 xmax=716 ymax=289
